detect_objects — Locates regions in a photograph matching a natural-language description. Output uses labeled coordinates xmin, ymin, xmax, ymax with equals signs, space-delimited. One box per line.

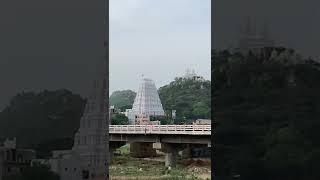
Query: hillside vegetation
xmin=213 ymin=48 xmax=320 ymax=180
xmin=109 ymin=90 xmax=136 ymax=111
xmin=0 ymin=89 xmax=85 ymax=157
xmin=159 ymin=76 xmax=211 ymax=123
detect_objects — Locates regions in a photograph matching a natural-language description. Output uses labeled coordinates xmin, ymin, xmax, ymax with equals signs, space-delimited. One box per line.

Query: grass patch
xmin=110 ymin=155 xmax=210 ymax=179
xmin=117 ymin=144 xmax=130 ymax=155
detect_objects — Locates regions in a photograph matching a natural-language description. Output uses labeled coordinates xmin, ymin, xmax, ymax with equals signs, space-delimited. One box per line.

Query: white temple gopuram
xmin=128 ymin=78 xmax=165 ymax=124
xmin=49 ymin=59 xmax=109 ymax=180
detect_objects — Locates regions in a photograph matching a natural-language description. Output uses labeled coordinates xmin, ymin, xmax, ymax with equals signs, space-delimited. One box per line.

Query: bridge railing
xmin=109 ymin=125 xmax=211 ymax=135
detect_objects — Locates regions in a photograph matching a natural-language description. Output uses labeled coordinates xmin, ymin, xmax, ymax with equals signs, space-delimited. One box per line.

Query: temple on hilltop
xmin=127 ymin=77 xmax=165 ymax=125
xmin=184 ymin=68 xmax=197 ymax=79
xmin=237 ymin=17 xmax=275 ymax=55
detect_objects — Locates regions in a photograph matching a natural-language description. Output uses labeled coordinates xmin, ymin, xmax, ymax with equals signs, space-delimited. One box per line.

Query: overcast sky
xmin=1 ymin=0 xmax=319 ymax=109
xmin=109 ymin=0 xmax=211 ymax=94
xmin=213 ymin=0 xmax=320 ymax=58
xmin=0 ymin=0 xmax=105 ymax=109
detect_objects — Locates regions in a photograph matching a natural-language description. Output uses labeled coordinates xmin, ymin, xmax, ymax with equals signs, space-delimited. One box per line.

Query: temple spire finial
xmin=245 ymin=16 xmax=251 ymax=35
xmin=262 ymin=19 xmax=270 ymax=39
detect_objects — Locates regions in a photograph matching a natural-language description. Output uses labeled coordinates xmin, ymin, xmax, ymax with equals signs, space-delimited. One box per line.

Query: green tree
xmin=213 ymin=48 xmax=320 ymax=180
xmin=192 ymin=102 xmax=210 ymax=119
xmin=159 ymin=76 xmax=211 ymax=123
xmin=109 ymin=90 xmax=136 ymax=110
xmin=111 ymin=114 xmax=129 ymax=125
xmin=0 ymin=89 xmax=85 ymax=156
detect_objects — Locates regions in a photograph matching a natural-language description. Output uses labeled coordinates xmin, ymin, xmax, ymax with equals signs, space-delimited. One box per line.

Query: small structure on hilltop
xmin=0 ymin=138 xmax=36 ymax=180
xmin=184 ymin=68 xmax=197 ymax=79
xmin=237 ymin=17 xmax=275 ymax=55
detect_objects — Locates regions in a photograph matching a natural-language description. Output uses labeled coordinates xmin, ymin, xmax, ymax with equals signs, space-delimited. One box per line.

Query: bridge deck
xmin=109 ymin=125 xmax=211 ymax=135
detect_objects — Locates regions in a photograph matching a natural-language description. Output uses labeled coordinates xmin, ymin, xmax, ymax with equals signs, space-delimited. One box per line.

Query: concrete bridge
xmin=109 ymin=125 xmax=211 ymax=135
xmin=109 ymin=125 xmax=211 ymax=167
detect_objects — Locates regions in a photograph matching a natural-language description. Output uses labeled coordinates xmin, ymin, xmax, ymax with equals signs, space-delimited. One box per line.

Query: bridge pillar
xmin=165 ymin=149 xmax=178 ymax=167
xmin=181 ymin=144 xmax=192 ymax=159
xmin=161 ymin=143 xmax=185 ymax=167
xmin=130 ymin=142 xmax=157 ymax=158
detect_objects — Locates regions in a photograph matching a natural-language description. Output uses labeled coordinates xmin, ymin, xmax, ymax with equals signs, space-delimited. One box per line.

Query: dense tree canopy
xmin=0 ymin=89 xmax=85 ymax=157
xmin=159 ymin=76 xmax=211 ymax=123
xmin=109 ymin=90 xmax=136 ymax=111
xmin=111 ymin=114 xmax=129 ymax=125
xmin=213 ymin=48 xmax=320 ymax=180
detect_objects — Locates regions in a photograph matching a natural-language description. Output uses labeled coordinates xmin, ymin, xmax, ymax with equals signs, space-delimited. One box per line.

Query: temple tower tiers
xmin=128 ymin=78 xmax=163 ymax=157
xmin=72 ymin=58 xmax=108 ymax=177
xmin=130 ymin=78 xmax=165 ymax=124
xmin=238 ymin=17 xmax=274 ymax=54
